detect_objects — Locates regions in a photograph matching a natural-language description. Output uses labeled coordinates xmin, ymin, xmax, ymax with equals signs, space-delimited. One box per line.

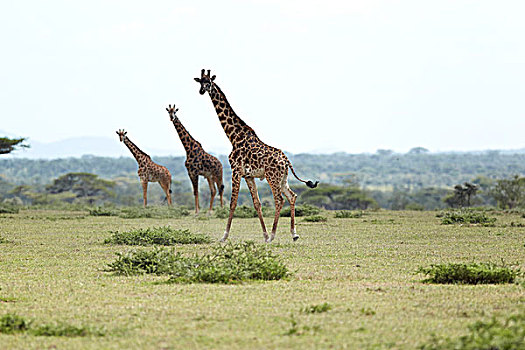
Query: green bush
xmin=31 ymin=323 xmax=105 ymax=337
xmin=0 ymin=314 xmax=29 ymax=334
xmin=439 ymin=210 xmax=496 ymax=226
xmin=334 ymin=210 xmax=364 ymax=218
xmin=105 ymin=248 xmax=182 ymax=276
xmin=0 ymin=205 xmax=19 ymax=214
xmin=417 ymin=262 xmax=519 ymax=284
xmin=106 ymin=242 xmax=290 ymax=284
xmin=0 ymin=314 xmax=104 ymax=337
xmin=233 ymin=205 xmax=258 ymax=218
xmin=104 ymin=226 xmax=211 ymax=246
xmin=88 ymin=206 xmax=119 ymax=216
xmin=302 ymin=303 xmax=332 ymax=314
xmin=303 ymin=215 xmax=328 ymax=222
xmin=420 ymin=312 xmax=525 ymax=350
xmin=118 ymin=206 xmax=190 ymax=219
xmin=281 ymin=204 xmax=320 ymax=217
xmin=214 ymin=207 xmax=229 ymax=219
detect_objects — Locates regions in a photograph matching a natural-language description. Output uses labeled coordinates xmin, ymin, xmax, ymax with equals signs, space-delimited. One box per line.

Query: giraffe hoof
xmin=292 ymin=235 xmax=300 ymax=241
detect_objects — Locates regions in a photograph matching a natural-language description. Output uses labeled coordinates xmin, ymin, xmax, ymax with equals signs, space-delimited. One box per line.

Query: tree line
xmin=1 ymin=151 xmax=525 ymax=210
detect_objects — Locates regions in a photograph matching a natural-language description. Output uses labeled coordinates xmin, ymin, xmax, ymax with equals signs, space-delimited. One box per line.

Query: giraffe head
xmin=165 ymin=104 xmax=179 ymax=122
xmin=194 ymin=69 xmax=216 ymax=95
xmin=116 ymin=129 xmax=127 ymax=142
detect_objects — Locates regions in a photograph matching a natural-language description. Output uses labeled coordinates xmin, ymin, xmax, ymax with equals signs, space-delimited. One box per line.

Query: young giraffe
xmin=194 ymin=69 xmax=318 ymax=243
xmin=116 ymin=129 xmax=172 ymax=207
xmin=166 ymin=104 xmax=224 ymax=214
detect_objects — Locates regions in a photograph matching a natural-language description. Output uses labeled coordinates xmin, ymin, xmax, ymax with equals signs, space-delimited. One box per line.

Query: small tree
xmin=46 ymin=172 xmax=116 ymax=205
xmin=489 ymin=175 xmax=525 ymax=209
xmin=463 ymin=182 xmax=478 ymax=207
xmin=0 ymin=137 xmax=29 ymax=155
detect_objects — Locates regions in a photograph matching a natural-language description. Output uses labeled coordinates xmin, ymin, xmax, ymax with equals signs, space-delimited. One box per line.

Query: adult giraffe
xmin=194 ymin=69 xmax=318 ymax=243
xmin=166 ymin=104 xmax=224 ymax=214
xmin=116 ymin=129 xmax=172 ymax=207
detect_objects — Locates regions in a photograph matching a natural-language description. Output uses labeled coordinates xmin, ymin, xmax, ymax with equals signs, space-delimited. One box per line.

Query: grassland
xmin=0 ymin=208 xmax=523 ymax=349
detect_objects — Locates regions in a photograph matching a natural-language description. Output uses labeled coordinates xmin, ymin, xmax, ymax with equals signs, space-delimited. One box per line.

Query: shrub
xmin=420 ymin=312 xmax=525 ymax=350
xmin=233 ymin=205 xmax=258 ymax=218
xmin=281 ymin=204 xmax=320 ymax=217
xmin=439 ymin=210 xmax=496 ymax=226
xmin=0 ymin=205 xmax=19 ymax=214
xmin=334 ymin=210 xmax=364 ymax=218
xmin=417 ymin=262 xmax=519 ymax=284
xmin=105 ymin=248 xmax=181 ymax=276
xmin=106 ymin=242 xmax=290 ymax=284
xmin=118 ymin=206 xmax=190 ymax=219
xmin=0 ymin=314 xmax=29 ymax=334
xmin=303 ymin=215 xmax=328 ymax=222
xmin=88 ymin=206 xmax=119 ymax=216
xmin=104 ymin=226 xmax=211 ymax=246
xmin=302 ymin=303 xmax=332 ymax=314
xmin=214 ymin=207 xmax=229 ymax=219
xmin=0 ymin=314 xmax=104 ymax=337
xmin=31 ymin=323 xmax=105 ymax=337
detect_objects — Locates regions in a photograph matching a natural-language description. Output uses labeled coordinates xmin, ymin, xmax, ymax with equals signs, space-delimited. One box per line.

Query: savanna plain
xmin=0 ymin=208 xmax=523 ymax=349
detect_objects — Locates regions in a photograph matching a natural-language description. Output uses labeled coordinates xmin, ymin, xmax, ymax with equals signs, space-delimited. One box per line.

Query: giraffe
xmin=166 ymin=104 xmax=224 ymax=214
xmin=194 ymin=69 xmax=318 ymax=243
xmin=116 ymin=129 xmax=172 ymax=207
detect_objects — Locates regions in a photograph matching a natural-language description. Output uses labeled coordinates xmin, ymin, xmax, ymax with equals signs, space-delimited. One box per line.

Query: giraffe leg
xmin=160 ymin=180 xmax=172 ymax=207
xmin=141 ymin=181 xmax=148 ymax=208
xmin=189 ymin=173 xmax=200 ymax=214
xmin=215 ymin=176 xmax=224 ymax=208
xmin=267 ymin=177 xmax=285 ymax=243
xmin=222 ymin=172 xmax=241 ymax=242
xmin=245 ymin=177 xmax=269 ymax=242
xmin=206 ymin=176 xmax=216 ymax=213
xmin=282 ymin=181 xmax=299 ymax=241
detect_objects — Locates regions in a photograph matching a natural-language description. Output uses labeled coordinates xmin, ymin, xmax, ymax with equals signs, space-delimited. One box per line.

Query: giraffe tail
xmin=288 ymin=162 xmax=319 ymax=188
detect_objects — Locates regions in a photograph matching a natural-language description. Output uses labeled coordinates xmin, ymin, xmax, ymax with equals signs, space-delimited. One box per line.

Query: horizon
xmin=3 ymin=133 xmax=525 ymax=160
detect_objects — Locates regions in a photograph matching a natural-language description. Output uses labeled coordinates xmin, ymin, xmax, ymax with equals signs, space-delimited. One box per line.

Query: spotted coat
xmin=194 ymin=69 xmax=318 ymax=242
xmin=116 ymin=129 xmax=172 ymax=207
xmin=166 ymin=105 xmax=224 ymax=213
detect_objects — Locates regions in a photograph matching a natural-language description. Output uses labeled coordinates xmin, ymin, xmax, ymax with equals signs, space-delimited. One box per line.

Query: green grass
xmin=0 ymin=209 xmax=524 ymax=348
xmin=106 ymin=242 xmax=290 ymax=284
xmin=417 ymin=262 xmax=519 ymax=284
xmin=104 ymin=226 xmax=211 ymax=245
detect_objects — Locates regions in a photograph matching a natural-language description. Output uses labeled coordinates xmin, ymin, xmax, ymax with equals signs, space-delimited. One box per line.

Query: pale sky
xmin=1 ymin=0 xmax=524 ymax=157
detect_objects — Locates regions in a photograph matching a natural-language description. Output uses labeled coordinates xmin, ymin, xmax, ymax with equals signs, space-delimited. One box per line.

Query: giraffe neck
xmin=172 ymin=118 xmax=201 ymax=154
xmin=123 ymin=137 xmax=150 ymax=165
xmin=207 ymin=83 xmax=257 ymax=145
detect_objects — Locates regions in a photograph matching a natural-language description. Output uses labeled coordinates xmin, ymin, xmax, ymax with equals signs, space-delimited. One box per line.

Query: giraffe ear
xmin=175 ymin=108 xmax=179 ymax=113
xmin=211 ymin=75 xmax=216 ymax=81
xmin=166 ymin=108 xmax=169 ymax=112
xmin=194 ymin=78 xmax=201 ymax=82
